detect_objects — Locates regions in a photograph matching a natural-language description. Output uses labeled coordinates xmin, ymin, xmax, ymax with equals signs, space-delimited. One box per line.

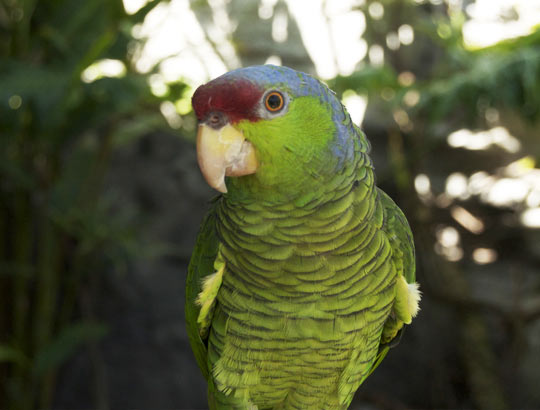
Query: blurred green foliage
xmin=0 ymin=0 xmax=178 ymax=409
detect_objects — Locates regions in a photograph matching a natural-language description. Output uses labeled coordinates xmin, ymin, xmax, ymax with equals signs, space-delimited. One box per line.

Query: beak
xmin=196 ymin=123 xmax=258 ymax=193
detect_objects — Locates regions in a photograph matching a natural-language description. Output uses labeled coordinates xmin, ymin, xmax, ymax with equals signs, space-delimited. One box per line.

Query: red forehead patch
xmin=192 ymin=77 xmax=264 ymax=124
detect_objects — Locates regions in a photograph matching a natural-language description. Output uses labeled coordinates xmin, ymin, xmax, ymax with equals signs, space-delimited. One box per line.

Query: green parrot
xmin=186 ymin=65 xmax=420 ymax=410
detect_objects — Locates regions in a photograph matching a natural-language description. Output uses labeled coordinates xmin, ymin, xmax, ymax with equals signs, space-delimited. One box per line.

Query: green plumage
xmin=186 ymin=65 xmax=419 ymax=409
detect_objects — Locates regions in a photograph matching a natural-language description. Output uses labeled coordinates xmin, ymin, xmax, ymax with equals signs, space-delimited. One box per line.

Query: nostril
xmin=206 ymin=111 xmax=227 ymax=129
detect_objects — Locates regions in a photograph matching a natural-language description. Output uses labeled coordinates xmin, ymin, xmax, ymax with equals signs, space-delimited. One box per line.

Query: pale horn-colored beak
xmin=196 ymin=123 xmax=258 ymax=193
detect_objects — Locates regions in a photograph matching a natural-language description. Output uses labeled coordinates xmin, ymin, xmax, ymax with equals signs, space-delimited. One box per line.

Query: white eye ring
xmin=259 ymin=90 xmax=289 ymax=119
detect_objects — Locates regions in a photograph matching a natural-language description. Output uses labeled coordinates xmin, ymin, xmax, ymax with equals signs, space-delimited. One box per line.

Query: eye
xmin=264 ymin=91 xmax=284 ymax=112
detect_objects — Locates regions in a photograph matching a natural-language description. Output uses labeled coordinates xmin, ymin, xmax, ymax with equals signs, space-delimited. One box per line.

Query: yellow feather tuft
xmin=196 ymin=256 xmax=225 ymax=336
xmin=394 ymin=275 xmax=421 ymax=324
xmin=407 ymin=282 xmax=421 ymax=318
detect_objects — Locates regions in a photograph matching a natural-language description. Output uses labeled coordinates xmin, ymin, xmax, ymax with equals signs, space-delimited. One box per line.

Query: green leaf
xmin=0 ymin=345 xmax=29 ymax=367
xmin=33 ymin=322 xmax=108 ymax=377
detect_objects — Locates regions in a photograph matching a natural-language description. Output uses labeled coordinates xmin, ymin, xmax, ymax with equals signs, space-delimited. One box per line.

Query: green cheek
xmin=235 ymin=97 xmax=338 ymax=194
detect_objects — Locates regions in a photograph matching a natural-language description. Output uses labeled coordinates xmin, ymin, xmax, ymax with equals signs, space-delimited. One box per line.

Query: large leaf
xmin=33 ymin=322 xmax=108 ymax=377
xmin=0 ymin=345 xmax=29 ymax=367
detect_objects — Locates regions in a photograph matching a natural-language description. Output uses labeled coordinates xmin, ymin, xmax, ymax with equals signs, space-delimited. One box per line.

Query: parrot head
xmin=192 ymin=65 xmax=362 ymax=202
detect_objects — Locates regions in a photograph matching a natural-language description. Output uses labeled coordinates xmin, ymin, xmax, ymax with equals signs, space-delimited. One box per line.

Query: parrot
xmin=186 ymin=64 xmax=420 ymax=410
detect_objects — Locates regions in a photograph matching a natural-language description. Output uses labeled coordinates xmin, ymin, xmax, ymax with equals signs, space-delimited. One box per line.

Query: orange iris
xmin=264 ymin=92 xmax=284 ymax=112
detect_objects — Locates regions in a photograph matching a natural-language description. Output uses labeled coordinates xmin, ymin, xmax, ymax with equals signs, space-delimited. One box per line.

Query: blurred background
xmin=1 ymin=0 xmax=540 ymax=409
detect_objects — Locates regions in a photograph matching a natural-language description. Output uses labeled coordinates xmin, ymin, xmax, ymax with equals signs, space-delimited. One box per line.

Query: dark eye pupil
xmin=267 ymin=94 xmax=281 ymax=109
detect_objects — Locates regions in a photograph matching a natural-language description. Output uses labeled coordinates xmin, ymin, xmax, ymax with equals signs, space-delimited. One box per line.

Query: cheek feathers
xmin=192 ymin=77 xmax=264 ymax=124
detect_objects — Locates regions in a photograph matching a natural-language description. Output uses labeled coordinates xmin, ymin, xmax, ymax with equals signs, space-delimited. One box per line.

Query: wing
xmin=362 ymin=188 xmax=420 ymax=380
xmin=185 ymin=197 xmax=221 ymax=380
xmin=378 ymin=188 xmax=416 ymax=285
